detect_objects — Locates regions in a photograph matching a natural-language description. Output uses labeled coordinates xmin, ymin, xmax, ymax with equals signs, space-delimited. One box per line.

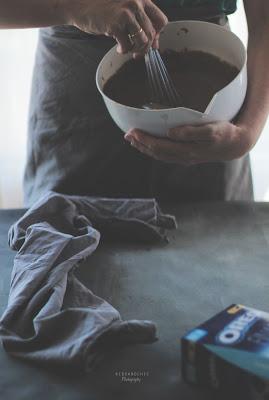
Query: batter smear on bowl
xmin=103 ymin=50 xmax=240 ymax=112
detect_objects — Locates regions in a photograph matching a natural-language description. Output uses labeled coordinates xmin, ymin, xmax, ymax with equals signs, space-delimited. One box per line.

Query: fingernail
xmin=128 ymin=138 xmax=137 ymax=147
xmin=124 ymin=133 xmax=134 ymax=143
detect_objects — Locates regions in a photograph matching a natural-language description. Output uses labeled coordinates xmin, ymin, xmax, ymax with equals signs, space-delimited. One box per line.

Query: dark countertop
xmin=0 ymin=202 xmax=269 ymax=400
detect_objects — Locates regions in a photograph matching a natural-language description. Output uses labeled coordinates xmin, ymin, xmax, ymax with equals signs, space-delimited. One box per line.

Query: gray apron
xmin=23 ymin=8 xmax=253 ymax=208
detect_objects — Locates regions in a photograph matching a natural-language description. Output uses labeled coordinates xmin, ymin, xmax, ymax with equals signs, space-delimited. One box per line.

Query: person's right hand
xmin=63 ymin=0 xmax=168 ymax=55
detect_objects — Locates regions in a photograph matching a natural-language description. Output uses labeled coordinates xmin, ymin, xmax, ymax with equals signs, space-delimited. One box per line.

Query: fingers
xmin=130 ymin=138 xmax=184 ymax=163
xmin=115 ymin=29 xmax=134 ymax=54
xmin=125 ymin=122 xmax=241 ymax=164
xmin=168 ymin=124 xmax=216 ymax=142
xmin=128 ymin=0 xmax=167 ymax=52
xmin=152 ymin=32 xmax=160 ymax=49
xmin=167 ymin=122 xmax=230 ymax=143
xmin=145 ymin=0 xmax=168 ymax=35
xmin=127 ymin=16 xmax=149 ymax=52
xmin=113 ymin=7 xmax=147 ymax=54
xmin=135 ymin=7 xmax=156 ymax=53
xmin=125 ymin=129 xmax=200 ymax=165
xmin=115 ymin=0 xmax=168 ymax=55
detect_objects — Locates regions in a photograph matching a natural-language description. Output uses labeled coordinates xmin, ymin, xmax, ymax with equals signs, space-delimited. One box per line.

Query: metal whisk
xmin=144 ymin=47 xmax=183 ymax=109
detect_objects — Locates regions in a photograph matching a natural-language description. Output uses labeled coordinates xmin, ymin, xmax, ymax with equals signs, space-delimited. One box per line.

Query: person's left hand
xmin=124 ymin=121 xmax=253 ymax=166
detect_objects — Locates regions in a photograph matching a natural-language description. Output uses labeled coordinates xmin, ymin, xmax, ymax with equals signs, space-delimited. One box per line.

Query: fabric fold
xmin=0 ymin=191 xmax=177 ymax=372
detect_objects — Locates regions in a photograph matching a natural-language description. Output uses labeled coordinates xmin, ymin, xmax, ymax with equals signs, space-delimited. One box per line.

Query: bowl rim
xmin=95 ymin=19 xmax=247 ymax=114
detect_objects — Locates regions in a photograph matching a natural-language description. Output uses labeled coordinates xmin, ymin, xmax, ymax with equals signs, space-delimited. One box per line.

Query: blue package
xmin=181 ymin=304 xmax=269 ymax=399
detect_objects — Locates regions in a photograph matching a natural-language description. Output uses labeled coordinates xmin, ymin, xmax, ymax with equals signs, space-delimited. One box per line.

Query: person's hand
xmin=63 ymin=0 xmax=168 ymax=56
xmin=124 ymin=121 xmax=255 ymax=165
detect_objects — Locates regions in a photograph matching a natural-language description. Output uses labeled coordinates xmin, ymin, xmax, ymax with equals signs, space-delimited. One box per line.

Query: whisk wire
xmin=145 ymin=52 xmax=160 ymax=103
xmin=150 ymin=49 xmax=168 ymax=104
xmin=145 ymin=48 xmax=183 ymax=108
xmin=154 ymin=51 xmax=182 ymax=106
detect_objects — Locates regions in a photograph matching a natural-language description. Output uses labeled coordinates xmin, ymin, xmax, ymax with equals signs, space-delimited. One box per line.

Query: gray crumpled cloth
xmin=0 ymin=191 xmax=177 ymax=372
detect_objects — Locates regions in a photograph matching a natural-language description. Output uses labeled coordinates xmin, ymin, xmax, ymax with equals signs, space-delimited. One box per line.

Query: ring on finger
xmin=128 ymin=27 xmax=143 ymax=41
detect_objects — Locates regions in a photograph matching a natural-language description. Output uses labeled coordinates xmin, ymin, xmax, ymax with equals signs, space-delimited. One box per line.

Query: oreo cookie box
xmin=181 ymin=304 xmax=269 ymax=399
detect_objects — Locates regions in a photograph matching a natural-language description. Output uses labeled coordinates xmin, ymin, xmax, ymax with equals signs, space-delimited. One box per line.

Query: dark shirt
xmin=155 ymin=0 xmax=237 ymax=15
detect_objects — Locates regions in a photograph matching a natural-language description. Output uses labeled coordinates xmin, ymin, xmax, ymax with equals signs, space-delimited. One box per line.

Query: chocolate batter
xmin=103 ymin=50 xmax=239 ymax=112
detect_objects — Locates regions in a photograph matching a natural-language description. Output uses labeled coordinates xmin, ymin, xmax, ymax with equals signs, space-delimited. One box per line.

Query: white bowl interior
xmin=97 ymin=20 xmax=246 ymax=102
xmin=95 ymin=20 xmax=247 ymax=137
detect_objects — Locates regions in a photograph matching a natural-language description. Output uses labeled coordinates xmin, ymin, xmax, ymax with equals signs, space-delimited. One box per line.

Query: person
xmin=1 ymin=1 xmax=269 ymax=207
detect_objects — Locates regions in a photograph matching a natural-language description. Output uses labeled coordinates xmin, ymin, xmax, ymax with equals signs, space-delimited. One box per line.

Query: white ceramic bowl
xmin=96 ymin=20 xmax=247 ymax=137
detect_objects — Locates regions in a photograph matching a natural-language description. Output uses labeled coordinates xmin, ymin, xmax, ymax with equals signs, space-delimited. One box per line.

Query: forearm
xmin=0 ymin=0 xmax=67 ymax=28
xmin=238 ymin=1 xmax=269 ymax=149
